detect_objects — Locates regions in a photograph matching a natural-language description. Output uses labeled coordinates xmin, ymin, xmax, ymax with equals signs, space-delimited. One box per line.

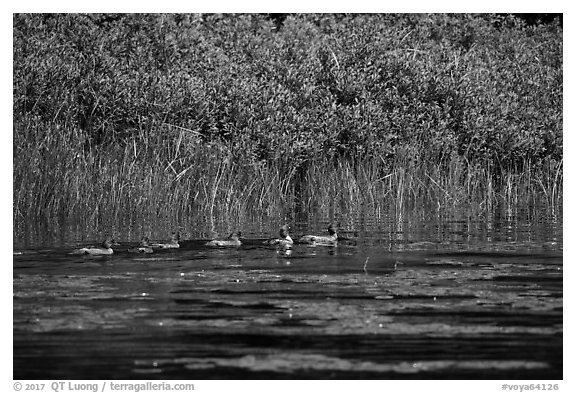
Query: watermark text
xmin=502 ymin=384 xmax=559 ymax=392
xmin=13 ymin=381 xmax=195 ymax=393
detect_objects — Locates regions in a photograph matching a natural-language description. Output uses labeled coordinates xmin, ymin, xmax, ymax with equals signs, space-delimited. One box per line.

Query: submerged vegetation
xmin=13 ymin=14 xmax=563 ymax=230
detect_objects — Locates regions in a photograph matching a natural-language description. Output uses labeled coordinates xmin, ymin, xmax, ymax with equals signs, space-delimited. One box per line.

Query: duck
xmin=128 ymin=237 xmax=154 ymax=254
xmin=150 ymin=232 xmax=180 ymax=249
xmin=205 ymin=231 xmax=242 ymax=247
xmin=297 ymin=223 xmax=338 ymax=246
xmin=70 ymin=238 xmax=118 ymax=255
xmin=263 ymin=224 xmax=293 ymax=246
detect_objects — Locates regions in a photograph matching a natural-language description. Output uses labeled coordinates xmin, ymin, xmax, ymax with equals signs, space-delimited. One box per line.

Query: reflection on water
xmin=13 ymin=205 xmax=562 ymax=379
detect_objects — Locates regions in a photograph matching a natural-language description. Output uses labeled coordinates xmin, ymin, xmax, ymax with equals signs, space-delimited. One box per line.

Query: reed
xmin=14 ymin=123 xmax=561 ymax=230
xmin=13 ymin=14 xmax=563 ymax=231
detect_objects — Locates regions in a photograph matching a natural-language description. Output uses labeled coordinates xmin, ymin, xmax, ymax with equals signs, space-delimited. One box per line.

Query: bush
xmin=13 ymin=13 xmax=563 ymax=226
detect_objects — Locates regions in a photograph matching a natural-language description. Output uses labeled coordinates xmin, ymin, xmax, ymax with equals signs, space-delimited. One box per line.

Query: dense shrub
xmin=13 ymin=13 xmax=563 ymax=226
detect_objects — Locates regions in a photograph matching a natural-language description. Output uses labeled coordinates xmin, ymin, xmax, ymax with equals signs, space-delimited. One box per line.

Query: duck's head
xmin=102 ymin=238 xmax=117 ymax=249
xmin=171 ymin=232 xmax=180 ymax=242
xmin=140 ymin=237 xmax=150 ymax=246
xmin=279 ymin=224 xmax=291 ymax=239
xmin=327 ymin=224 xmax=337 ymax=236
xmin=228 ymin=231 xmax=241 ymax=240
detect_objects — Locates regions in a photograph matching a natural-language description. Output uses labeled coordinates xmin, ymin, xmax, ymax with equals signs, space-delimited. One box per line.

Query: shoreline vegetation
xmin=13 ymin=14 xmax=562 ymax=231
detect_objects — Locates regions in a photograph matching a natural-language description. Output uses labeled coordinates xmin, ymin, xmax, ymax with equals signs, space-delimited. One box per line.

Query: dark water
xmin=13 ymin=207 xmax=563 ymax=379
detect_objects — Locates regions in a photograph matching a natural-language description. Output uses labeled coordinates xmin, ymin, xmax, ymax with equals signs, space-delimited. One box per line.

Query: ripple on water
xmin=13 ymin=210 xmax=563 ymax=379
xmin=134 ymin=353 xmax=550 ymax=375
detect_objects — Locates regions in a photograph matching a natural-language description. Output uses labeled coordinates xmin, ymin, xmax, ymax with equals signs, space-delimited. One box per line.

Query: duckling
xmin=70 ymin=238 xmax=118 ymax=255
xmin=128 ymin=237 xmax=154 ymax=254
xmin=150 ymin=232 xmax=180 ymax=249
xmin=264 ymin=224 xmax=293 ymax=246
xmin=297 ymin=223 xmax=338 ymax=246
xmin=205 ymin=231 xmax=242 ymax=247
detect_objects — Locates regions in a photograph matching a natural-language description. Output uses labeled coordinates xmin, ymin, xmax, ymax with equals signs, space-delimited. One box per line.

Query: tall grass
xmin=13 ymin=119 xmax=562 ymax=232
xmin=13 ymin=122 xmax=298 ymax=229
xmin=13 ymin=14 xmax=563 ymax=232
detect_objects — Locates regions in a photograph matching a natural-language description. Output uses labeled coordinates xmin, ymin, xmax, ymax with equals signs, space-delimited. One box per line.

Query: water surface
xmin=13 ymin=207 xmax=563 ymax=379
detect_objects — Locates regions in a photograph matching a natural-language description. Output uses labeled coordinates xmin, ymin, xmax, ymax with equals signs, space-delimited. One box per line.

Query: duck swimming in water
xmin=128 ymin=237 xmax=154 ymax=254
xmin=297 ymin=223 xmax=338 ymax=246
xmin=263 ymin=224 xmax=293 ymax=246
xmin=70 ymin=238 xmax=118 ymax=255
xmin=150 ymin=232 xmax=180 ymax=249
xmin=205 ymin=231 xmax=242 ymax=247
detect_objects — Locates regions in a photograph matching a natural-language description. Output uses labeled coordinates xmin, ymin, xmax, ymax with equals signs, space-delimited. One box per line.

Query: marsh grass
xmin=13 ymin=14 xmax=562 ymax=233
xmin=13 ymin=121 xmax=562 ymax=234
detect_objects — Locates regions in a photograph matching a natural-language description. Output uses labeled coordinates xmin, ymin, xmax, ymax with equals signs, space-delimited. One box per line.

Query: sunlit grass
xmin=13 ymin=14 xmax=562 ymax=231
xmin=13 ymin=120 xmax=562 ymax=232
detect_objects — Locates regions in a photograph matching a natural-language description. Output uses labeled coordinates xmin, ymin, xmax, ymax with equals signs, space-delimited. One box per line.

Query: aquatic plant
xmin=13 ymin=13 xmax=563 ymax=230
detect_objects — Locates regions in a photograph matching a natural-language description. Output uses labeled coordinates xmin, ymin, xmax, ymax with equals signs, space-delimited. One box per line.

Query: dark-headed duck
xmin=206 ymin=231 xmax=242 ymax=247
xmin=70 ymin=238 xmax=118 ymax=255
xmin=151 ymin=232 xmax=180 ymax=249
xmin=298 ymin=223 xmax=338 ymax=246
xmin=264 ymin=224 xmax=293 ymax=246
xmin=128 ymin=237 xmax=154 ymax=254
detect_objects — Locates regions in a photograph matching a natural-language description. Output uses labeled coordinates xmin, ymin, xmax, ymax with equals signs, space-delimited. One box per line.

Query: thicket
xmin=13 ymin=13 xmax=563 ymax=229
